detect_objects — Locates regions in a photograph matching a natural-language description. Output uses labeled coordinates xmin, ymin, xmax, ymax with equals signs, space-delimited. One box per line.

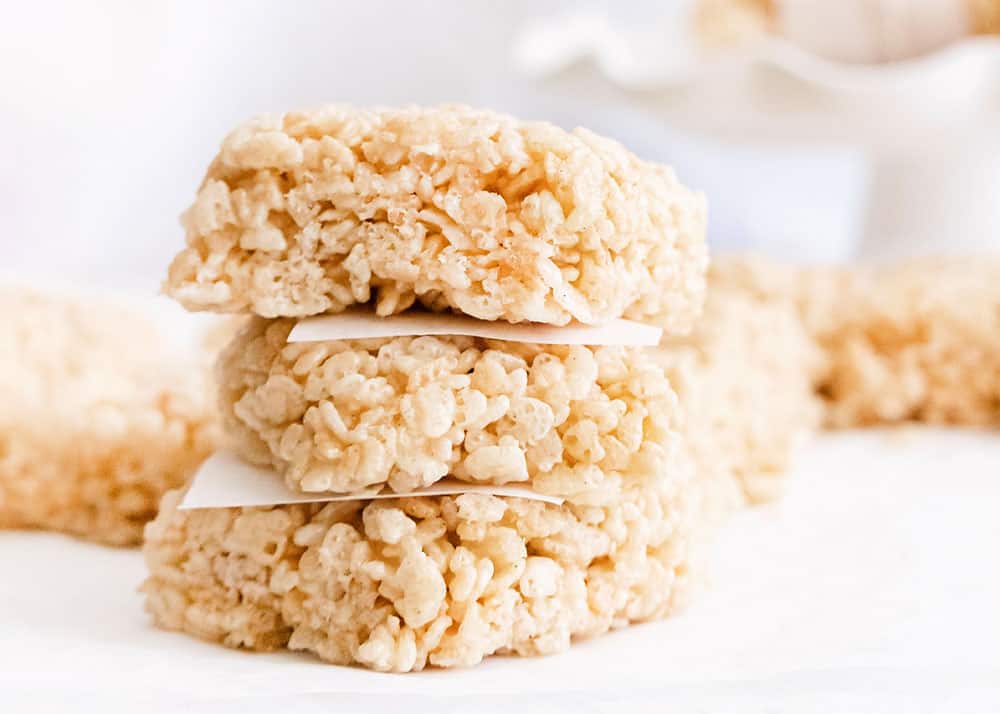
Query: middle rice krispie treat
xmin=164 ymin=104 xmax=708 ymax=331
xmin=217 ymin=318 xmax=680 ymax=502
xmin=143 ymin=463 xmax=700 ymax=672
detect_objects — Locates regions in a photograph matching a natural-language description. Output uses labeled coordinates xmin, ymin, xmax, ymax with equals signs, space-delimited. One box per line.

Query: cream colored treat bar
xmin=708 ymin=254 xmax=1000 ymax=429
xmin=165 ymin=104 xmax=707 ymax=331
xmin=0 ymin=288 xmax=219 ymax=546
xmin=703 ymin=253 xmax=849 ymax=339
xmin=143 ymin=466 xmax=699 ymax=672
xmin=216 ymin=318 xmax=680 ymax=503
xmin=808 ymin=259 xmax=1000 ymax=428
xmin=655 ymin=260 xmax=821 ymax=517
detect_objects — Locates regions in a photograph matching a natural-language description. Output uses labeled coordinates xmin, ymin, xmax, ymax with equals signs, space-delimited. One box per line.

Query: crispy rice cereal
xmin=165 ymin=104 xmax=707 ymax=331
xmin=0 ymin=289 xmax=218 ymax=545
xmin=143 ymin=466 xmax=699 ymax=672
xmin=217 ymin=318 xmax=680 ymax=502
xmin=655 ymin=262 xmax=821 ymax=515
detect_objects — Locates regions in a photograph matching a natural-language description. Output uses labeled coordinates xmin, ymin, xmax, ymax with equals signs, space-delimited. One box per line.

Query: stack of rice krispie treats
xmin=143 ymin=105 xmax=712 ymax=671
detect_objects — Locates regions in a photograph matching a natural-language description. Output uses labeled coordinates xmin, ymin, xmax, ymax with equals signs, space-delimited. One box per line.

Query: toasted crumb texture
xmin=143 ymin=469 xmax=699 ymax=672
xmin=217 ymin=318 xmax=680 ymax=503
xmin=654 ymin=260 xmax=821 ymax=516
xmin=0 ymin=289 xmax=219 ymax=546
xmin=165 ymin=104 xmax=707 ymax=330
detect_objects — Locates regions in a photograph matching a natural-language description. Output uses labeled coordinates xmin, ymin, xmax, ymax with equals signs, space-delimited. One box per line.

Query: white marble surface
xmin=4 ymin=428 xmax=998 ymax=713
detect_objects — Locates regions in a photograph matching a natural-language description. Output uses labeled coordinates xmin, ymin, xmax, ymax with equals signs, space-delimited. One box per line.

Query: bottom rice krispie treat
xmin=142 ymin=469 xmax=700 ymax=672
xmin=0 ymin=288 xmax=219 ymax=546
xmin=655 ymin=262 xmax=822 ymax=518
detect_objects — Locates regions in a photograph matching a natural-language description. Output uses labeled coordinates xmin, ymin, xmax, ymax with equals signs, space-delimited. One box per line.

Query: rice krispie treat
xmin=217 ymin=318 xmax=680 ymax=503
xmin=704 ymin=254 xmax=852 ymax=339
xmin=143 ymin=467 xmax=699 ymax=672
xmin=655 ymin=262 xmax=822 ymax=516
xmin=0 ymin=288 xmax=219 ymax=546
xmin=708 ymin=254 xmax=1000 ymax=428
xmin=165 ymin=104 xmax=707 ymax=331
xmin=808 ymin=259 xmax=1000 ymax=428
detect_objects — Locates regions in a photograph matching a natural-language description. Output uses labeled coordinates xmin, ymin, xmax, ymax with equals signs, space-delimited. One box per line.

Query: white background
xmin=0 ymin=0 xmax=867 ymax=293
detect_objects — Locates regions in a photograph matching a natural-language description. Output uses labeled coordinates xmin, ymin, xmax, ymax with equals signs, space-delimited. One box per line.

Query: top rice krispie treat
xmin=0 ymin=288 xmax=218 ymax=545
xmin=165 ymin=105 xmax=707 ymax=330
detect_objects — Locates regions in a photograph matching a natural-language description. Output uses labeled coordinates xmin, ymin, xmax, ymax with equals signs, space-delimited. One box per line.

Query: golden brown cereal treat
xmin=809 ymin=259 xmax=1000 ymax=428
xmin=165 ymin=105 xmax=708 ymax=331
xmin=143 ymin=469 xmax=700 ymax=672
xmin=655 ymin=261 xmax=822 ymax=516
xmin=217 ymin=318 xmax=680 ymax=503
xmin=0 ymin=289 xmax=219 ymax=546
